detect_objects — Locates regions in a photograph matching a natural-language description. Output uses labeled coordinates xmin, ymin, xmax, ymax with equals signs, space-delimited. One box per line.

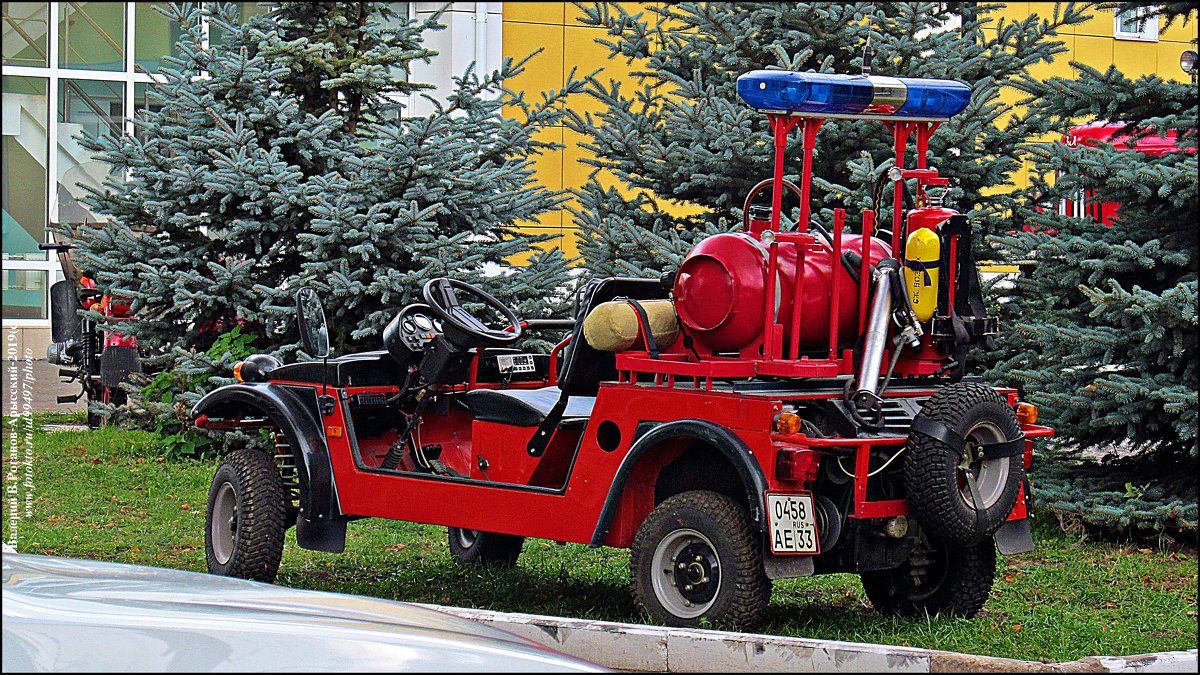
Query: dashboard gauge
xmin=402 ymin=320 xmax=415 ymax=333
xmin=413 ymin=314 xmax=433 ymax=331
xmin=433 ymin=318 xmax=443 ymax=332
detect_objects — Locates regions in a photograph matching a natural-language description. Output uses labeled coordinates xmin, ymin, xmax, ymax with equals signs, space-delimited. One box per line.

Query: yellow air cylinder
xmin=903 ymin=228 xmax=941 ymax=322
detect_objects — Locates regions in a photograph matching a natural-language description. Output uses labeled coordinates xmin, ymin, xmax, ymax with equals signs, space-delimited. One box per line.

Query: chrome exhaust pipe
xmin=850 ymin=258 xmax=903 ymax=427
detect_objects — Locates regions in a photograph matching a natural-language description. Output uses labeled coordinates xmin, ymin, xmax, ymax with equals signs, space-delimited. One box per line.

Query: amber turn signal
xmin=233 ymin=361 xmax=245 ymax=383
xmin=774 ymin=411 xmax=802 ymax=435
xmin=1015 ymin=402 xmax=1038 ymax=425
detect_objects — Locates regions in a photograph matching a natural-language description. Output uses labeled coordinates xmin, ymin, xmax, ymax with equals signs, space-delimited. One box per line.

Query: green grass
xmin=3 ymin=418 xmax=1196 ymax=663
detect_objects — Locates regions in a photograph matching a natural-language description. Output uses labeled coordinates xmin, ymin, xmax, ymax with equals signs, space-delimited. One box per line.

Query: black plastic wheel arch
xmin=589 ymin=419 xmax=769 ymax=547
xmin=192 ymin=383 xmax=339 ymax=526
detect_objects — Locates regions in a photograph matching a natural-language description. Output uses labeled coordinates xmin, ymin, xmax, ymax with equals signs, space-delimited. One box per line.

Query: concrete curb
xmin=419 ymin=604 xmax=1197 ymax=673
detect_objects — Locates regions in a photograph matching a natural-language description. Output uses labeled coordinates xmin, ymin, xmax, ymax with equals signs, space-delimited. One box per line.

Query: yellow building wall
xmin=501 ymin=2 xmax=1198 ymax=258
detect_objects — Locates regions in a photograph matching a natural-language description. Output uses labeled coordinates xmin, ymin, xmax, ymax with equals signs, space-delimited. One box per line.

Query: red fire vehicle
xmin=1032 ymin=121 xmax=1188 ymax=230
xmin=41 ymin=236 xmax=142 ymax=428
xmin=192 ymin=71 xmax=1052 ymax=629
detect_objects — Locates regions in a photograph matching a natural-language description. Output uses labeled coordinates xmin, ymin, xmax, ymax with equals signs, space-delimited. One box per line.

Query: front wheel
xmin=205 ymin=449 xmax=287 ymax=582
xmin=447 ymin=527 xmax=525 ymax=566
xmin=630 ymin=491 xmax=771 ymax=629
xmin=860 ymin=532 xmax=996 ymax=618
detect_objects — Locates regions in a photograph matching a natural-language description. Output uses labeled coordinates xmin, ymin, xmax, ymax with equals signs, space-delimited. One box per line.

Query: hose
xmin=836 ymin=445 xmax=907 ymax=479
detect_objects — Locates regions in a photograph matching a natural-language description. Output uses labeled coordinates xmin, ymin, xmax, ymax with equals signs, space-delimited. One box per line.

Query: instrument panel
xmin=396 ymin=304 xmax=444 ymax=352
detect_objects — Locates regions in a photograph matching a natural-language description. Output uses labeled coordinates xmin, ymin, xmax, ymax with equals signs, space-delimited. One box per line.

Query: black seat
xmin=465 ymin=277 xmax=666 ymax=449
xmin=559 ymin=277 xmax=668 ymax=396
xmin=465 ymin=386 xmax=595 ymax=427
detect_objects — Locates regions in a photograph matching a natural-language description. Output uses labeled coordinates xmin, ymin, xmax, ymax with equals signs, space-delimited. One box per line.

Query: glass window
xmin=2 ymin=269 xmax=48 ymax=319
xmin=1114 ymin=7 xmax=1159 ymax=42
xmin=58 ymin=79 xmax=123 ymax=228
xmin=133 ymin=81 xmax=165 ymax=141
xmin=134 ymin=3 xmax=185 ymax=73
xmin=2 ymin=76 xmax=49 ymax=261
xmin=2 ymin=2 xmax=50 ymax=66
xmin=58 ymin=1 xmax=125 ymax=70
xmin=207 ymin=2 xmax=268 ymax=49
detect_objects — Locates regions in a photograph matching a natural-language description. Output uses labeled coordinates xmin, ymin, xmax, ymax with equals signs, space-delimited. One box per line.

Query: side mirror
xmin=295 ymin=287 xmax=330 ymax=359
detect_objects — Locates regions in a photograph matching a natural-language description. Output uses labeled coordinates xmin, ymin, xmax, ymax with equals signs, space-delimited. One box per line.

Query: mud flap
xmin=296 ymin=516 xmax=346 ymax=553
xmin=100 ymin=345 xmax=142 ymax=387
xmin=763 ymin=553 xmax=814 ymax=580
xmin=994 ymin=519 xmax=1034 ymax=555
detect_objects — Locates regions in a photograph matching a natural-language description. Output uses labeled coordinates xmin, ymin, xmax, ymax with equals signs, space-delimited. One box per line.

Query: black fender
xmin=192 ymin=383 xmax=340 ymax=527
xmin=589 ymin=419 xmax=770 ymax=547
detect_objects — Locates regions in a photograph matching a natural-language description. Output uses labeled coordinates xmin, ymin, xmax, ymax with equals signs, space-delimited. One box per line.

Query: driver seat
xmin=465 ymin=386 xmax=594 ymax=428
xmin=463 ymin=276 xmax=665 ymax=437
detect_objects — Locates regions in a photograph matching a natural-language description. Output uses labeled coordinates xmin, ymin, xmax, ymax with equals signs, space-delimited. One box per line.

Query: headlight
xmin=1181 ymin=49 xmax=1197 ymax=75
xmin=233 ymin=354 xmax=282 ymax=383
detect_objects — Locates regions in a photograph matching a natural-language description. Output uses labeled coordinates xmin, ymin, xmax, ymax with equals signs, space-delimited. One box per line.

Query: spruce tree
xmin=987 ymin=5 xmax=1197 ymax=537
xmin=66 ymin=2 xmax=583 ymax=431
xmin=567 ymin=1 xmax=1086 ymax=276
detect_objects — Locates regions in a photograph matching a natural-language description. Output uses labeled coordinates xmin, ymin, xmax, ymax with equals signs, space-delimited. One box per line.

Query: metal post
xmin=788 ymin=239 xmax=806 ymax=359
xmin=828 ymin=208 xmax=845 ymax=359
xmin=858 ymin=210 xmax=874 ymax=335
xmin=914 ymin=122 xmax=939 ymax=205
xmin=797 ymin=118 xmax=822 ymax=232
xmin=764 ymin=240 xmax=780 ymax=360
xmin=768 ymin=115 xmax=794 ymax=233
xmin=890 ymin=122 xmax=913 ymax=252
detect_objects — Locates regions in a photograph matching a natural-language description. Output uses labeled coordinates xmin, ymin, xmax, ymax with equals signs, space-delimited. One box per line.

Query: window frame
xmin=1113 ymin=6 xmax=1160 ymax=42
xmin=2 ymin=3 xmax=165 ymax=325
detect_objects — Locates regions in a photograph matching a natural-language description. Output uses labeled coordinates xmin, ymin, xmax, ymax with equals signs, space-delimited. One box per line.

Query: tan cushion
xmin=583 ymin=299 xmax=680 ymax=352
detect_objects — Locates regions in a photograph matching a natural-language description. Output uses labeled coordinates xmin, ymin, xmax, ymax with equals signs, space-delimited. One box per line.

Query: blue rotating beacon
xmin=736 ymin=70 xmax=971 ymax=119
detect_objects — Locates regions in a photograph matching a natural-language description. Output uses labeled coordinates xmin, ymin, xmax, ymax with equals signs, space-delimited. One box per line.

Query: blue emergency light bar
xmin=736 ymin=70 xmax=971 ymax=120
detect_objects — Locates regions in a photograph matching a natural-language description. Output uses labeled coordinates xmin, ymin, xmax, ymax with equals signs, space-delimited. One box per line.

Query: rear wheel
xmin=205 ymin=449 xmax=287 ymax=582
xmin=630 ymin=490 xmax=771 ymax=629
xmin=447 ymin=527 xmax=525 ymax=566
xmin=860 ymin=532 xmax=996 ymax=618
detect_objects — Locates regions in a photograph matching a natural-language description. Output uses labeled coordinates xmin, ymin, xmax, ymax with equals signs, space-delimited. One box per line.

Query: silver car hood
xmin=3 ymin=553 xmax=605 ymax=672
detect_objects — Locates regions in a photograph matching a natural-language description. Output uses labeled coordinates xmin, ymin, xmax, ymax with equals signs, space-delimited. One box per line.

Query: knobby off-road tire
xmin=447 ymin=527 xmax=525 ymax=566
xmin=860 ymin=533 xmax=996 ymax=618
xmin=630 ymin=490 xmax=771 ymax=630
xmin=904 ymin=382 xmax=1024 ymax=546
xmin=206 ymin=449 xmax=288 ymax=582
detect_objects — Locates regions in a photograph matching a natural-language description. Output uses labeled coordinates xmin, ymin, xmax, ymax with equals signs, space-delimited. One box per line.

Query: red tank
xmin=905 ymin=206 xmax=957 ymax=233
xmin=673 ymin=232 xmax=890 ymax=354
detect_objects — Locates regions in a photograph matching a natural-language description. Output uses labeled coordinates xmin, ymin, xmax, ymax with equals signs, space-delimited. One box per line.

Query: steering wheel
xmin=742 ymin=178 xmax=805 ymax=231
xmin=422 ymin=278 xmax=522 ymax=348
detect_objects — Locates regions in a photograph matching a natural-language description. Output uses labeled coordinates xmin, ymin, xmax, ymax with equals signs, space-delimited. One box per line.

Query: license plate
xmin=496 ymin=354 xmax=536 ymax=374
xmin=766 ymin=493 xmax=819 ymax=554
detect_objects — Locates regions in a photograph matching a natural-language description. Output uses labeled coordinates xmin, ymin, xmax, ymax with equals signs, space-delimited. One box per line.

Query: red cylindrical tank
xmin=673 ymin=232 xmax=890 ymax=354
xmin=906 ymin=206 xmax=957 ymax=233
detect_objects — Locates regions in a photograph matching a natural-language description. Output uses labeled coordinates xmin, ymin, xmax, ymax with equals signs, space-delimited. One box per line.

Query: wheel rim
xmin=957 ymin=421 xmax=1010 ymax=510
xmin=456 ymin=528 xmax=479 ymax=549
xmin=211 ymin=482 xmax=238 ymax=565
xmin=650 ymin=528 xmax=721 ymax=619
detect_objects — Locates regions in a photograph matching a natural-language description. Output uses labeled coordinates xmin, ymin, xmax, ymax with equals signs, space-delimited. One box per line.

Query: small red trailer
xmin=193 ymin=70 xmax=1052 ymax=629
